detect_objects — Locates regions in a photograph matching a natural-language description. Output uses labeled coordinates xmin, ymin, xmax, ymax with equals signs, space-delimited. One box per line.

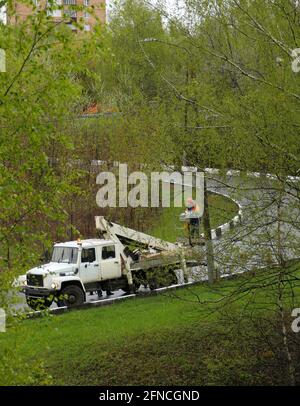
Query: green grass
xmin=1 ymin=263 xmax=300 ymax=385
xmin=149 ymin=192 xmax=238 ymax=242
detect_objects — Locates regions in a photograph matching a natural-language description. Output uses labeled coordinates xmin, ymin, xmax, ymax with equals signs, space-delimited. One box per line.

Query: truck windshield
xmin=51 ymin=247 xmax=78 ymax=264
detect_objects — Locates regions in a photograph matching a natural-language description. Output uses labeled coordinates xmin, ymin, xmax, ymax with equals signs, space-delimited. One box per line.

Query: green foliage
xmin=91 ymin=0 xmax=300 ymax=174
xmin=0 ymin=8 xmax=96 ymax=285
xmin=0 ymin=347 xmax=52 ymax=385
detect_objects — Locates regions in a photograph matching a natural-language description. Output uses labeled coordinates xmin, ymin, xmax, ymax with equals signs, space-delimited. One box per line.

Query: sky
xmin=0 ymin=5 xmax=6 ymax=25
xmin=106 ymin=0 xmax=187 ymax=22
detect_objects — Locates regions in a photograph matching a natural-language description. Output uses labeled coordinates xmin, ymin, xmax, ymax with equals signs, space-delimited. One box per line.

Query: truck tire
xmin=58 ymin=285 xmax=85 ymax=307
xmin=26 ymin=296 xmax=53 ymax=311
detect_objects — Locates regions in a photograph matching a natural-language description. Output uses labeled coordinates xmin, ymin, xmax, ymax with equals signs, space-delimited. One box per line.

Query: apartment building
xmin=5 ymin=0 xmax=106 ymax=31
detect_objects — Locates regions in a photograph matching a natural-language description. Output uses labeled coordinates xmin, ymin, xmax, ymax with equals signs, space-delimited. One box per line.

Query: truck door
xmin=100 ymin=244 xmax=121 ymax=280
xmin=79 ymin=247 xmax=100 ymax=283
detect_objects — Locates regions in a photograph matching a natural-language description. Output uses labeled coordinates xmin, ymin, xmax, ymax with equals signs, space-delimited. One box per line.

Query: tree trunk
xmin=278 ymin=282 xmax=296 ymax=386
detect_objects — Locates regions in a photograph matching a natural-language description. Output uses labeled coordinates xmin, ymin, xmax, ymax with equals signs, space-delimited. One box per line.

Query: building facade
xmin=5 ymin=0 xmax=106 ymax=31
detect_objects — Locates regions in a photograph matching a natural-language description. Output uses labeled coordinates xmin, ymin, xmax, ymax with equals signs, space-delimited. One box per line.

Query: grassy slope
xmin=2 ymin=264 xmax=300 ymax=385
xmin=149 ymin=193 xmax=238 ymax=243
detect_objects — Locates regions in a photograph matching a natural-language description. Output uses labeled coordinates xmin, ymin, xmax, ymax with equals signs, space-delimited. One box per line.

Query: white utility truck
xmin=19 ymin=217 xmax=197 ymax=310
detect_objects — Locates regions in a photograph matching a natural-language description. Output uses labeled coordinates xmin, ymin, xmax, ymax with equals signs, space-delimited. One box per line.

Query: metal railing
xmin=63 ymin=0 xmax=76 ymax=5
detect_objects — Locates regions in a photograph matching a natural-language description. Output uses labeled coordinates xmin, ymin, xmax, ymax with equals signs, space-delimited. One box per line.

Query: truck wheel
xmin=26 ymin=296 xmax=53 ymax=311
xmin=59 ymin=285 xmax=85 ymax=307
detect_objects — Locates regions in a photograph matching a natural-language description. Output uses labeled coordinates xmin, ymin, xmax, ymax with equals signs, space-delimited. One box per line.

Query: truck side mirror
xmin=40 ymin=249 xmax=50 ymax=263
xmin=45 ymin=249 xmax=50 ymax=261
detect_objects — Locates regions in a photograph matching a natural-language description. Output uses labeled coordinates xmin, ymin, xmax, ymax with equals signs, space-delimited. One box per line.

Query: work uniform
xmin=185 ymin=204 xmax=201 ymax=238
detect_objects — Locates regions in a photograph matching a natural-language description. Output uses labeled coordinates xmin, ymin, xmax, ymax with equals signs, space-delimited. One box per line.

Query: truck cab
xmin=20 ymin=239 xmax=128 ymax=310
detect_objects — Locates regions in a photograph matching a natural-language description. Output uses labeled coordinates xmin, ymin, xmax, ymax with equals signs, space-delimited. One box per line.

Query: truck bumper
xmin=22 ymin=286 xmax=56 ymax=298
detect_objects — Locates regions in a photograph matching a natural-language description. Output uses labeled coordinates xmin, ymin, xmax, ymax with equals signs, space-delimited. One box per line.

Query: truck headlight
xmin=51 ymin=282 xmax=58 ymax=290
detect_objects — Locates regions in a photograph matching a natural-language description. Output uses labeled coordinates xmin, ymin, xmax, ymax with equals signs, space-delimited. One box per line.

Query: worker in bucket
xmin=185 ymin=197 xmax=201 ymax=238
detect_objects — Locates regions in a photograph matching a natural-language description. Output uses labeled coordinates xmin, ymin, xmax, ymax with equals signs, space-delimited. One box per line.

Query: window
xmin=66 ymin=23 xmax=77 ymax=31
xmin=63 ymin=0 xmax=76 ymax=4
xmin=81 ymin=248 xmax=96 ymax=263
xmin=51 ymin=247 xmax=78 ymax=264
xmin=47 ymin=0 xmax=62 ymax=17
xmin=102 ymin=245 xmax=116 ymax=260
xmin=83 ymin=0 xmax=89 ymax=20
